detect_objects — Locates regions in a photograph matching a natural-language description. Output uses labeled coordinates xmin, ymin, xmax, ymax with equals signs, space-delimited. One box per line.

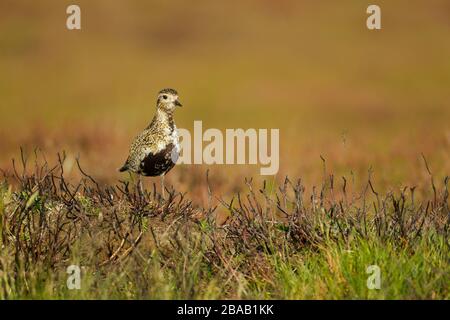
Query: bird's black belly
xmin=139 ymin=143 xmax=177 ymax=177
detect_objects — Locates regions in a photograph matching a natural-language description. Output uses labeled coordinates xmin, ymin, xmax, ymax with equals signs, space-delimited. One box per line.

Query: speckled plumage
xmin=119 ymin=88 xmax=182 ymax=177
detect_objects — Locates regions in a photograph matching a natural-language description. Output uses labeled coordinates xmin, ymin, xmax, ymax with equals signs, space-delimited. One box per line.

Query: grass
xmin=0 ymin=153 xmax=448 ymax=299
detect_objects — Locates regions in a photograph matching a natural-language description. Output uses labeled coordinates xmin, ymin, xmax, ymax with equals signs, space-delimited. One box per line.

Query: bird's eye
xmin=162 ymin=95 xmax=168 ymax=100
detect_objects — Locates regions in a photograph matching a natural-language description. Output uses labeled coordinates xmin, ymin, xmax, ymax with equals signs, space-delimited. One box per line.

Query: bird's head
xmin=156 ymin=88 xmax=182 ymax=113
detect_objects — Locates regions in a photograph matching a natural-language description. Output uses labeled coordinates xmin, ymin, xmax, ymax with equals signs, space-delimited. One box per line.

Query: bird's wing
xmin=131 ymin=129 xmax=166 ymax=161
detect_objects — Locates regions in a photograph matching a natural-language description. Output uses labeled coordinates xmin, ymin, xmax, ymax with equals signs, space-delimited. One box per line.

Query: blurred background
xmin=0 ymin=0 xmax=449 ymax=200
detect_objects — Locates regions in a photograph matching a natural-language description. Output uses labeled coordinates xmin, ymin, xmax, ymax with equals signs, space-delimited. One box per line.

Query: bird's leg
xmin=130 ymin=172 xmax=144 ymax=196
xmin=128 ymin=171 xmax=137 ymax=193
xmin=128 ymin=171 xmax=134 ymax=184
xmin=161 ymin=174 xmax=165 ymax=199
xmin=138 ymin=176 xmax=144 ymax=196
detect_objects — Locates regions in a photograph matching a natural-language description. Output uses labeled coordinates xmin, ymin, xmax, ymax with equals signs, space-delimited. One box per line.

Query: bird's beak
xmin=175 ymin=99 xmax=183 ymax=107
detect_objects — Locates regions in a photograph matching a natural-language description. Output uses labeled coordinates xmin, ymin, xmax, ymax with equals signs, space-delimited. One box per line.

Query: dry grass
xmin=0 ymin=152 xmax=448 ymax=299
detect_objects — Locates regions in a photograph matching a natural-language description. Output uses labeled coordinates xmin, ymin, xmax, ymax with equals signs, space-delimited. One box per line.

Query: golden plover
xmin=119 ymin=88 xmax=182 ymax=196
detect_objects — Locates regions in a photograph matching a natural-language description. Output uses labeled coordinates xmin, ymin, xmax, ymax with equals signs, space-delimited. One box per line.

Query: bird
xmin=119 ymin=88 xmax=182 ymax=197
